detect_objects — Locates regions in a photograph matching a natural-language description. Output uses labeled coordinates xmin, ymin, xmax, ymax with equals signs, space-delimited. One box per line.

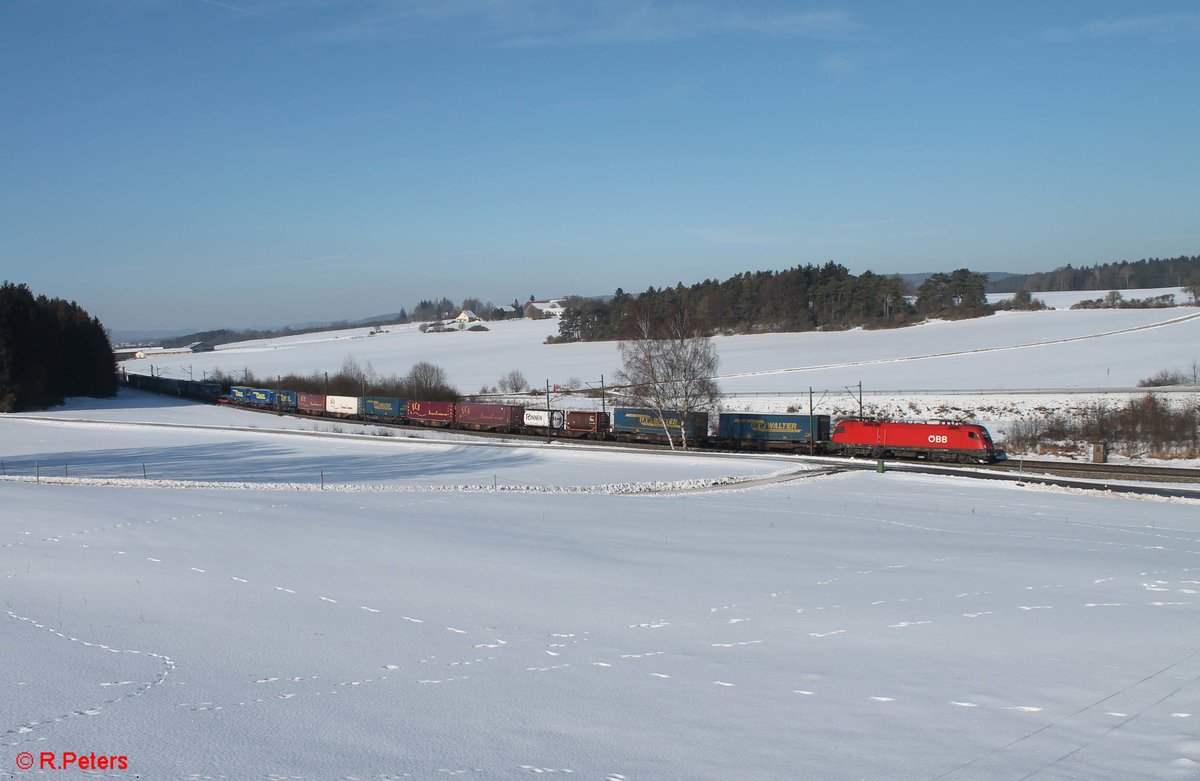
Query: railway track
xmin=985 ymin=458 xmax=1200 ymax=484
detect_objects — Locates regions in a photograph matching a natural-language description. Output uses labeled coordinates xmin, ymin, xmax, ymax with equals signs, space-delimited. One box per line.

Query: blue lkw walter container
xmin=717 ymin=412 xmax=831 ymax=443
xmin=612 ymin=408 xmax=709 ymax=441
xmin=363 ymin=397 xmax=407 ymax=417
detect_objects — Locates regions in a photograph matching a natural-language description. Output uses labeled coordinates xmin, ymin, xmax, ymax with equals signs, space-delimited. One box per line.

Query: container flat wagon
xmin=325 ymin=395 xmax=361 ymax=417
xmin=611 ymin=408 xmax=708 ymax=445
xmin=716 ymin=412 xmax=831 ymax=451
xmin=363 ymin=396 xmax=407 ymax=419
xmin=564 ymin=410 xmax=609 ymax=438
xmin=524 ymin=409 xmax=565 ymax=431
xmin=455 ymin=403 xmax=524 ymax=432
xmin=297 ymin=393 xmax=327 ymax=414
xmin=406 ymin=400 xmax=454 ymax=426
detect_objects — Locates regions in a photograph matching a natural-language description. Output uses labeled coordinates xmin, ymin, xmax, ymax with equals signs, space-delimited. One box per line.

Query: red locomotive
xmin=831 ymin=418 xmax=996 ymax=463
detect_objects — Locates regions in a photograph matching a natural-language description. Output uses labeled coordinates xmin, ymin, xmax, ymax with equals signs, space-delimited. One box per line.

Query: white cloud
xmin=292 ymin=1 xmax=865 ymax=47
xmin=1042 ymin=13 xmax=1200 ymax=43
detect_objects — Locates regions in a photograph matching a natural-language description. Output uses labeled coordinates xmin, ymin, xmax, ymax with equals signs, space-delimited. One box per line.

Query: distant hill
xmin=984 ymin=255 xmax=1200 ymax=293
xmin=111 ymin=328 xmax=198 ymax=346
xmin=898 ymin=271 xmax=1022 ymax=292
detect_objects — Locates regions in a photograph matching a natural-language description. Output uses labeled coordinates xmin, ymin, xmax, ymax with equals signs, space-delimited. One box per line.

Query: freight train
xmin=123 ymin=373 xmax=997 ymax=463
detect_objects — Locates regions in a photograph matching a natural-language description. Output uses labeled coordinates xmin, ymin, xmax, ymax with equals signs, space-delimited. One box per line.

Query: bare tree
xmin=408 ymin=361 xmax=456 ymax=400
xmin=497 ymin=369 xmax=529 ymax=394
xmin=614 ymin=309 xmax=720 ymax=450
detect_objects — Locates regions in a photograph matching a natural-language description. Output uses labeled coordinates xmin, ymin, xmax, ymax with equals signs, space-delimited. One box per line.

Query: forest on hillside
xmin=0 ymin=282 xmax=117 ymax=412
xmin=986 ymin=255 xmax=1200 ymax=293
xmin=552 ymin=264 xmax=991 ymax=343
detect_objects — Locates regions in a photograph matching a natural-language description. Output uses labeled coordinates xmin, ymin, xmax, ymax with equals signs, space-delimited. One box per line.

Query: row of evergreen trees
xmin=0 ymin=282 xmax=117 ymax=412
xmin=553 ymin=263 xmax=990 ymax=343
xmin=986 ymin=255 xmax=1200 ymax=293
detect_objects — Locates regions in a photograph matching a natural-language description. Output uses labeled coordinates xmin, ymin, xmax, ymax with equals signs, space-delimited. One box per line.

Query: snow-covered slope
xmin=4 ymin=297 xmax=1199 ymax=779
xmin=123 ymin=301 xmax=1200 ymax=394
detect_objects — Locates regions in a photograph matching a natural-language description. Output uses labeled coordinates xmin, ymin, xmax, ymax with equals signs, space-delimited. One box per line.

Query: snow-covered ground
xmin=123 ymin=294 xmax=1200 ymax=396
xmin=4 ymin=295 xmax=1200 ymax=779
xmin=986 ymin=286 xmax=1189 ymax=309
xmin=119 ymin=296 xmax=1200 ymax=461
xmin=3 ymin=404 xmax=1198 ymax=779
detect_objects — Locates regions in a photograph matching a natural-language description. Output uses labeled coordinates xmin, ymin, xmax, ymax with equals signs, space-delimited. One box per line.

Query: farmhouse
xmin=525 ymin=299 xmax=566 ymax=318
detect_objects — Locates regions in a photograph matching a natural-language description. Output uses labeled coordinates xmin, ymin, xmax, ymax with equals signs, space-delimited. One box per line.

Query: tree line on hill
xmin=551 ymin=263 xmax=990 ymax=343
xmin=985 ymin=254 xmax=1200 ymax=294
xmin=0 ymin=282 xmax=117 ymax=412
xmin=208 ymin=357 xmax=459 ymax=402
xmin=159 ymin=297 xmax=531 ymax=350
xmin=155 ymin=254 xmax=1199 ymax=352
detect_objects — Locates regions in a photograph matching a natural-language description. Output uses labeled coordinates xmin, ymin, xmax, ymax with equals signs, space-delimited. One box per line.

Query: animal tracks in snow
xmin=4 ymin=610 xmax=175 ymax=746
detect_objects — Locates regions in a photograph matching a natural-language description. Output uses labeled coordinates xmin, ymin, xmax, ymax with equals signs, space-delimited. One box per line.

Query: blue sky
xmin=2 ymin=1 xmax=1198 ymax=331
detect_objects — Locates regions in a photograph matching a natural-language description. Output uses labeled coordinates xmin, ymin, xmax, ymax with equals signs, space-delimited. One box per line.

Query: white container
xmin=524 ymin=409 xmax=564 ymax=429
xmin=325 ymin=395 xmax=362 ymax=416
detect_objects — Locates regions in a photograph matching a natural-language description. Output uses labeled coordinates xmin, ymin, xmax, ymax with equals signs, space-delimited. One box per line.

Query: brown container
xmin=455 ymin=403 xmax=524 ymax=429
xmin=297 ymin=393 xmax=327 ymax=413
xmin=406 ymin=400 xmax=455 ymax=423
xmin=565 ymin=410 xmax=609 ymax=434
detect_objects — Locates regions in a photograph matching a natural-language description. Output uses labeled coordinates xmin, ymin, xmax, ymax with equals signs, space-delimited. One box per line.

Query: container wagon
xmin=563 ymin=410 xmax=610 ymax=438
xmin=523 ymin=409 xmax=565 ymax=432
xmin=406 ymin=400 xmax=454 ymax=427
xmin=325 ymin=395 xmax=362 ymax=417
xmin=611 ymin=408 xmax=708 ymax=446
xmin=455 ymin=403 xmax=524 ymax=432
xmin=297 ymin=393 xmax=327 ymax=414
xmin=716 ymin=412 xmax=831 ymax=452
xmin=363 ymin=396 xmax=407 ymax=419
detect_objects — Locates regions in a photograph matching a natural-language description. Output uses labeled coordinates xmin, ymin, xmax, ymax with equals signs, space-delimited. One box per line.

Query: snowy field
xmin=4 ymin=294 xmax=1200 ymax=779
xmin=123 ymin=299 xmax=1200 ymax=398
xmin=117 ymin=293 xmax=1200 ymax=458
xmin=3 ymin=416 xmax=1199 ymax=779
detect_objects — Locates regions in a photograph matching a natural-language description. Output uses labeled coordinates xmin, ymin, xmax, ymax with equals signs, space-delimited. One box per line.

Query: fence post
xmin=320 ymin=470 xmax=324 ymax=490
xmin=36 ymin=460 xmax=40 ymax=483
xmin=143 ymin=463 xmax=148 ymax=480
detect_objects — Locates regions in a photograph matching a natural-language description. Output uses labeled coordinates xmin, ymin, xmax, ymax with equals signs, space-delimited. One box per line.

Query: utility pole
xmin=545 ymin=380 xmax=553 ymax=444
xmin=600 ymin=374 xmax=606 ymax=417
xmin=809 ymin=386 xmax=815 ymax=456
xmin=858 ymin=381 xmax=863 ymax=418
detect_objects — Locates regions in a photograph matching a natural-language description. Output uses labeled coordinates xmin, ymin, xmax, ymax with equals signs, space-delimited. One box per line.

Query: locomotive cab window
xmin=968 ymin=431 xmax=978 ymax=439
